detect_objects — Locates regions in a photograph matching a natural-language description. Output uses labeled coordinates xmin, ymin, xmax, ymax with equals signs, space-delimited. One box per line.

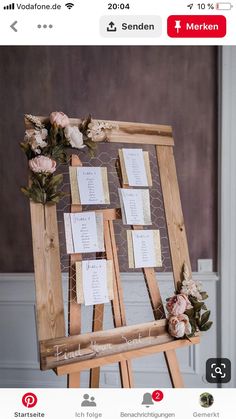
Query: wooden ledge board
xmin=40 ymin=319 xmax=200 ymax=373
xmin=54 ymin=335 xmax=200 ymax=376
xmin=24 ymin=117 xmax=174 ymax=146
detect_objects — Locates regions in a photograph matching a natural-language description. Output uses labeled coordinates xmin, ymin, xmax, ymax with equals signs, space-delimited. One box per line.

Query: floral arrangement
xmin=166 ymin=263 xmax=212 ymax=339
xmin=20 ymin=112 xmax=115 ymax=205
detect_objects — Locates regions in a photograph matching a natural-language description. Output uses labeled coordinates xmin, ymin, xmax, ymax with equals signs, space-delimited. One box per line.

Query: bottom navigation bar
xmin=0 ymin=389 xmax=234 ymax=419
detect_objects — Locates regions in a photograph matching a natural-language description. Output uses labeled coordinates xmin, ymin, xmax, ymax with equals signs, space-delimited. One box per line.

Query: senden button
xmin=167 ymin=15 xmax=226 ymax=38
xmin=100 ymin=16 xmax=162 ymax=38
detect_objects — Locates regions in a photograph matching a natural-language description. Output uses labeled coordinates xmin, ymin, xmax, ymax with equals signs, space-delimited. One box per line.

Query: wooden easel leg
xmin=164 ymin=350 xmax=184 ymax=388
xmin=68 ymin=373 xmax=81 ymax=388
xmin=103 ymin=220 xmax=133 ymax=388
xmin=90 ymin=304 xmax=104 ymax=388
xmin=68 ymin=263 xmax=82 ymax=388
xmin=119 ymin=361 xmax=134 ymax=388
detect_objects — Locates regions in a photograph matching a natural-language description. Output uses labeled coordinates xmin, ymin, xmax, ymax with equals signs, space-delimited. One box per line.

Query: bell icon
xmin=141 ymin=392 xmax=154 ymax=407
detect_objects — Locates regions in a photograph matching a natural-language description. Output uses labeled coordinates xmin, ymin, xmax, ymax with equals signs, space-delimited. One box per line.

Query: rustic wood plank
xmin=104 ymin=220 xmax=133 ymax=388
xmin=68 ymin=154 xmax=83 ymax=388
xmin=25 ymin=116 xmax=174 ymax=146
xmin=30 ymin=202 xmax=65 ymax=341
xmin=109 ymin=221 xmax=127 ymax=324
xmin=90 ymin=304 xmax=104 ymax=388
xmin=94 ymin=208 xmax=121 ymax=221
xmin=40 ymin=319 xmax=168 ymax=368
xmin=156 ymin=145 xmax=193 ymax=387
xmin=108 ymin=220 xmax=133 ymax=387
xmin=143 ymin=268 xmax=166 ymax=319
xmin=120 ymin=152 xmax=185 ymax=387
xmin=164 ymin=350 xmax=184 ymax=388
xmin=156 ymin=145 xmax=192 ymax=289
xmin=50 ymin=334 xmax=200 ymax=376
xmin=131 ymin=226 xmax=165 ymax=320
xmin=41 ymin=320 xmax=167 ymax=351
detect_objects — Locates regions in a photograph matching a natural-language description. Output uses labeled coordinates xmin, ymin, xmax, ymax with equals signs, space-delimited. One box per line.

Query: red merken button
xmin=167 ymin=15 xmax=226 ymax=38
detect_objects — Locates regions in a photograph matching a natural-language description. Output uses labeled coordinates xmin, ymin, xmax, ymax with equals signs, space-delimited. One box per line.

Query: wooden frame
xmin=26 ymin=116 xmax=199 ymax=389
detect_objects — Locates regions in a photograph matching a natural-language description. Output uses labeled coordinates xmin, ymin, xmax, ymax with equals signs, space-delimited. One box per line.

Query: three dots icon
xmin=37 ymin=24 xmax=53 ymax=29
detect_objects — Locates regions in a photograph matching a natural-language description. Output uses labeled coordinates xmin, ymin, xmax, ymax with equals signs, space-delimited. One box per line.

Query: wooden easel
xmin=68 ymin=155 xmax=132 ymax=388
xmin=26 ymin=116 xmax=200 ymax=389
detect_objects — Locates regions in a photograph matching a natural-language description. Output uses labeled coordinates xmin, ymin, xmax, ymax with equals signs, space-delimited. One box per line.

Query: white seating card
xmin=76 ymin=260 xmax=114 ymax=306
xmin=64 ymin=211 xmax=104 ymax=254
xmin=122 ymin=148 xmax=149 ymax=187
xmin=118 ymin=188 xmax=152 ymax=225
xmin=69 ymin=166 xmax=110 ymax=205
xmin=127 ymin=230 xmax=162 ymax=268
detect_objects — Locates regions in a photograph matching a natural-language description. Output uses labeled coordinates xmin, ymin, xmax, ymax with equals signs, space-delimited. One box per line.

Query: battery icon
xmin=216 ymin=2 xmax=233 ymax=9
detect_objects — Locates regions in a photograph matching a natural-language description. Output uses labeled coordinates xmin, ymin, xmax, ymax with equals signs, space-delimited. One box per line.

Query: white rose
xmin=34 ymin=129 xmax=48 ymax=148
xmin=25 ymin=128 xmax=48 ymax=153
xmin=168 ymin=314 xmax=192 ymax=338
xmin=64 ymin=126 xmax=85 ymax=149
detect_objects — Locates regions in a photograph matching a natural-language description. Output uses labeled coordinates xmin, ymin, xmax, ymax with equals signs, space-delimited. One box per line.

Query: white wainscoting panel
xmin=0 ymin=273 xmax=218 ymax=388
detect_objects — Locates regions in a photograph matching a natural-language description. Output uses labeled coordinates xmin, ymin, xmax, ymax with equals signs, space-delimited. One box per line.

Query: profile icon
xmin=81 ymin=394 xmax=97 ymax=407
xmin=199 ymin=392 xmax=214 ymax=408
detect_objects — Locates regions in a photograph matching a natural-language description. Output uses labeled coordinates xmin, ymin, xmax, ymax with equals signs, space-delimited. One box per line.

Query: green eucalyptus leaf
xmin=185 ymin=308 xmax=195 ymax=318
xmin=84 ymin=139 xmax=97 ymax=150
xmin=199 ymin=321 xmax=213 ymax=332
xmin=189 ymin=295 xmax=198 ymax=305
xmin=200 ymin=310 xmax=211 ymax=326
xmin=200 ymin=292 xmax=209 ymax=300
xmin=193 ymin=301 xmax=205 ymax=311
xmin=49 ymin=196 xmax=61 ymax=204
xmin=47 ymin=174 xmax=63 ymax=188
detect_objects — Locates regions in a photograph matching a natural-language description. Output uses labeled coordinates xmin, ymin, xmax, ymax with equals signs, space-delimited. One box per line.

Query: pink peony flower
xmin=49 ymin=111 xmax=69 ymax=128
xmin=29 ymin=156 xmax=56 ymax=174
xmin=168 ymin=314 xmax=192 ymax=338
xmin=166 ymin=294 xmax=192 ymax=316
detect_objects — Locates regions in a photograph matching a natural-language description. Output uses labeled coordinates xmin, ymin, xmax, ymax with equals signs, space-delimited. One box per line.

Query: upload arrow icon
xmin=107 ymin=21 xmax=117 ymax=32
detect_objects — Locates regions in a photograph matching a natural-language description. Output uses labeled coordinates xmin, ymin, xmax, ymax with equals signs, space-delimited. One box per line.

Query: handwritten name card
xmin=119 ymin=148 xmax=152 ymax=187
xmin=76 ymin=260 xmax=114 ymax=306
xmin=69 ymin=166 xmax=110 ymax=205
xmin=118 ymin=188 xmax=151 ymax=225
xmin=64 ymin=211 xmax=104 ymax=254
xmin=127 ymin=230 xmax=162 ymax=268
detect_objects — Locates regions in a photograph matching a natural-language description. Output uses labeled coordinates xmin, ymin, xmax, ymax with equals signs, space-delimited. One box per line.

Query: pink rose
xmin=29 ymin=156 xmax=56 ymax=174
xmin=166 ymin=294 xmax=192 ymax=316
xmin=49 ymin=111 xmax=69 ymax=128
xmin=168 ymin=314 xmax=192 ymax=338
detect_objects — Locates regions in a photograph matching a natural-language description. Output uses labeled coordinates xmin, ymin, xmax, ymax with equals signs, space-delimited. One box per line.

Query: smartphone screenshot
xmin=0 ymin=0 xmax=235 ymax=417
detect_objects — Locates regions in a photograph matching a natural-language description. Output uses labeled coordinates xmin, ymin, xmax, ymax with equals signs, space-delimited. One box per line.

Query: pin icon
xmin=22 ymin=393 xmax=38 ymax=408
xmin=174 ymin=20 xmax=181 ymax=33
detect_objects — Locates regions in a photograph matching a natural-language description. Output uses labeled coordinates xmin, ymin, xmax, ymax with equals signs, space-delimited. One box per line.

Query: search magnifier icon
xmin=215 ymin=367 xmax=223 ymax=374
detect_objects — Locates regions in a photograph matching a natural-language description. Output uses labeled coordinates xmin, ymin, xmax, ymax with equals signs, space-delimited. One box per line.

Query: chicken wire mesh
xmin=56 ymin=142 xmax=174 ymax=337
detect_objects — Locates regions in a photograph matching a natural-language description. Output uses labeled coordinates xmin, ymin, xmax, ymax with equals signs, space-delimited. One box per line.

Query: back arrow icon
xmin=10 ymin=21 xmax=18 ymax=32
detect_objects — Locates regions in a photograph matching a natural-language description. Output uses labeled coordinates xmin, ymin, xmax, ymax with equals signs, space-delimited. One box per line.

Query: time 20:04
xmin=108 ymin=3 xmax=130 ymax=9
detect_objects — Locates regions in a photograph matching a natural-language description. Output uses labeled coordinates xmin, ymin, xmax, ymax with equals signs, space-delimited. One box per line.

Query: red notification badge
xmin=152 ymin=390 xmax=164 ymax=402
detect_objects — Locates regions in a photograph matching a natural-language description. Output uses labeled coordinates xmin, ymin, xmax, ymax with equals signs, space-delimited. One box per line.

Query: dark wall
xmin=0 ymin=46 xmax=218 ymax=272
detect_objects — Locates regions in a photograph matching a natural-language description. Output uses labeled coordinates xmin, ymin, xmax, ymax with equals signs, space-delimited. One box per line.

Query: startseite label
xmin=14 ymin=414 xmax=45 ymax=418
